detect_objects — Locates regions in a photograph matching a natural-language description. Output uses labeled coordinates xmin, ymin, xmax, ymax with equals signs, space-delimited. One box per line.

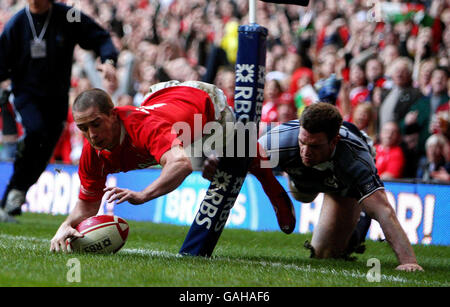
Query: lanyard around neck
xmin=25 ymin=5 xmax=52 ymax=42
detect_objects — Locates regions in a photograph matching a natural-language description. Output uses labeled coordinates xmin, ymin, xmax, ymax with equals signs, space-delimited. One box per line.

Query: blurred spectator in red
xmin=289 ymin=67 xmax=314 ymax=96
xmin=278 ymin=51 xmax=303 ymax=90
xmin=289 ymin=66 xmax=315 ymax=117
xmin=375 ymin=121 xmax=405 ymax=180
xmin=432 ymin=101 xmax=450 ymax=138
xmin=261 ymin=79 xmax=282 ymax=123
xmin=260 ymin=79 xmax=282 ymax=135
xmin=51 ymin=110 xmax=74 ymax=165
xmin=276 ymin=92 xmax=296 ymax=124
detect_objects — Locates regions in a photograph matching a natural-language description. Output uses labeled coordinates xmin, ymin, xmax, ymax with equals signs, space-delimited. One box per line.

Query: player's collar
xmin=312 ymin=148 xmax=336 ymax=171
xmin=312 ymin=160 xmax=333 ymax=171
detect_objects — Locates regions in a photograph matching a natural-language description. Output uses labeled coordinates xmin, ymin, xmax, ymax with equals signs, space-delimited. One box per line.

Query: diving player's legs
xmin=248 ymin=150 xmax=296 ymax=234
xmin=309 ymin=194 xmax=362 ymax=258
xmin=147 ymin=80 xmax=232 ymax=123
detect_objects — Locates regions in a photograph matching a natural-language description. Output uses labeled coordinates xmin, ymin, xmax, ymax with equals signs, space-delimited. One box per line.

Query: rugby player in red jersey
xmin=50 ymin=81 xmax=235 ymax=252
xmin=50 ymin=80 xmax=296 ymax=252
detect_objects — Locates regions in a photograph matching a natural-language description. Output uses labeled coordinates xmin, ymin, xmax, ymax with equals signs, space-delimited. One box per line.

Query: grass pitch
xmin=0 ymin=213 xmax=448 ymax=287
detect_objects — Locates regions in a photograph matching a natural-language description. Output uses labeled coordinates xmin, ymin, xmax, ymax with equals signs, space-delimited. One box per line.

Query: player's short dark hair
xmin=299 ymin=102 xmax=343 ymax=141
xmin=73 ymin=88 xmax=114 ymax=115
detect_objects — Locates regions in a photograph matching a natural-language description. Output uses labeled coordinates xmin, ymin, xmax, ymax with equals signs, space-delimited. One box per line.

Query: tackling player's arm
xmin=50 ymin=199 xmax=101 ymax=253
xmin=103 ymin=145 xmax=193 ymax=205
xmin=361 ymin=189 xmax=424 ymax=272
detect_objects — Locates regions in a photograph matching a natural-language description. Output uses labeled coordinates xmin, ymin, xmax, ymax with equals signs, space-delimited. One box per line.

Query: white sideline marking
xmin=121 ymin=247 xmax=410 ymax=283
xmin=0 ymin=234 xmax=438 ymax=286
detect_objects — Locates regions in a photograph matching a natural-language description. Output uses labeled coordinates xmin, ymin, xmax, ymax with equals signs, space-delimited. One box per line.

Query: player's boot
xmin=5 ymin=189 xmax=26 ymax=216
xmin=0 ymin=208 xmax=17 ymax=223
xmin=248 ymin=153 xmax=296 ymax=234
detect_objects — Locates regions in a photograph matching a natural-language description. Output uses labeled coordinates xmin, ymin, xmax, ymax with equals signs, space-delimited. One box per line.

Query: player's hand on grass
xmin=395 ymin=263 xmax=424 ymax=272
xmin=50 ymin=223 xmax=83 ymax=253
xmin=202 ymin=154 xmax=219 ymax=181
xmin=104 ymin=187 xmax=147 ymax=205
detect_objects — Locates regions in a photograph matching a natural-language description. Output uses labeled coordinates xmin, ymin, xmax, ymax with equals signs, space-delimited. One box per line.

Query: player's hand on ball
xmin=395 ymin=263 xmax=424 ymax=272
xmin=202 ymin=154 xmax=219 ymax=181
xmin=50 ymin=223 xmax=83 ymax=253
xmin=104 ymin=187 xmax=146 ymax=205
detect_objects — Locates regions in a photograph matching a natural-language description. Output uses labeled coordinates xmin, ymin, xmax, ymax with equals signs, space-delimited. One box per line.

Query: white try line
xmin=0 ymin=234 xmax=439 ymax=286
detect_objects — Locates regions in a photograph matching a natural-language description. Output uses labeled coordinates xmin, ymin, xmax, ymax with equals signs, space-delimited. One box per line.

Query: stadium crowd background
xmin=0 ymin=0 xmax=449 ymax=183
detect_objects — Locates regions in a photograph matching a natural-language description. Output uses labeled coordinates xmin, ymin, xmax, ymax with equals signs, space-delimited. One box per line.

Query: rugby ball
xmin=67 ymin=215 xmax=129 ymax=254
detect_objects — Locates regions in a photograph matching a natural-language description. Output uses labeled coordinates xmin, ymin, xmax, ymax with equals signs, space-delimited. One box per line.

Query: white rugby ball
xmin=67 ymin=215 xmax=129 ymax=254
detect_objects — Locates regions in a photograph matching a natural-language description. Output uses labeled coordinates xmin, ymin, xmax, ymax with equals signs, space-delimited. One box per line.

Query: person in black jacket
xmin=0 ymin=0 xmax=118 ymax=222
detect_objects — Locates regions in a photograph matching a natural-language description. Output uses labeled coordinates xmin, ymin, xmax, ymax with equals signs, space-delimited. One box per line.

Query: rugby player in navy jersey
xmin=203 ymin=103 xmax=423 ymax=272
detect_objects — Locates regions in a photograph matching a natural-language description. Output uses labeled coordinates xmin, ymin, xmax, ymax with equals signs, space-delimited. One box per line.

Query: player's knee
xmin=293 ymin=192 xmax=318 ymax=203
xmin=306 ymin=240 xmax=346 ymax=259
xmin=313 ymin=246 xmax=344 ymax=259
xmin=312 ymin=246 xmax=333 ymax=259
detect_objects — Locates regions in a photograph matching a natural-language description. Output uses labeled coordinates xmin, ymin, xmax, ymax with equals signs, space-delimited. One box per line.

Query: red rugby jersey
xmin=78 ymin=86 xmax=215 ymax=202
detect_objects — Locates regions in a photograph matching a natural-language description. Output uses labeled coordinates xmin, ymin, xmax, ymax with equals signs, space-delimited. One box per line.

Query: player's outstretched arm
xmin=362 ymin=190 xmax=424 ymax=272
xmin=104 ymin=145 xmax=193 ymax=205
xmin=50 ymin=199 xmax=101 ymax=253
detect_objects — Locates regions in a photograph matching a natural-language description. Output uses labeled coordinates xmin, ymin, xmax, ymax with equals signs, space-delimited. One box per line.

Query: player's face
xmin=74 ymin=106 xmax=120 ymax=151
xmin=298 ymin=127 xmax=339 ymax=167
xmin=27 ymin=0 xmax=51 ymax=14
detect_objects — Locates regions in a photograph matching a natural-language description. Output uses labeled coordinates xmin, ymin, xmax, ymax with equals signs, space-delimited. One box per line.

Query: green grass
xmin=0 ymin=213 xmax=449 ymax=287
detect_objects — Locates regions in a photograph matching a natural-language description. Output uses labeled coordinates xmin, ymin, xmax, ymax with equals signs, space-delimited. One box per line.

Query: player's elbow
xmin=161 ymin=147 xmax=193 ymax=178
xmin=178 ymin=156 xmax=193 ymax=178
xmin=363 ymin=190 xmax=399 ymax=226
xmin=372 ymin=200 xmax=397 ymax=225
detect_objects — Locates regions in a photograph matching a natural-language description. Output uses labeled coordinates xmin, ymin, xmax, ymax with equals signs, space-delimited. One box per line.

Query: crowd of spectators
xmin=0 ymin=0 xmax=449 ymax=183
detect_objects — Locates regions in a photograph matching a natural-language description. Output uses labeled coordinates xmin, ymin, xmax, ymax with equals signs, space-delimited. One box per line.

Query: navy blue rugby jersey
xmin=258 ymin=120 xmax=384 ymax=203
